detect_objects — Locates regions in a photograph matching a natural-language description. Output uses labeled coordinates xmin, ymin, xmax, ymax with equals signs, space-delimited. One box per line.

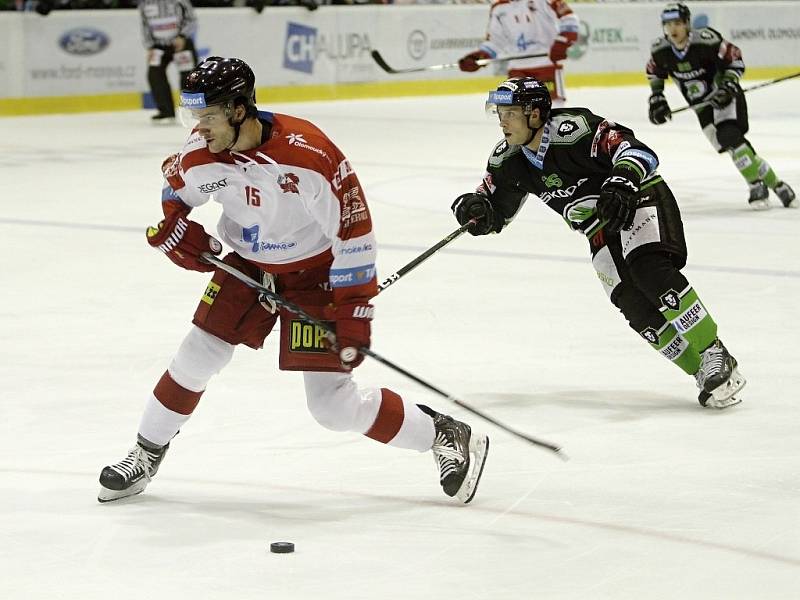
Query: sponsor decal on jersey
xmin=198 ymin=178 xmax=228 ymax=194
xmin=241 ymin=224 xmax=298 ymax=253
xmin=332 ymin=159 xmax=355 ymax=191
xmin=660 ymin=289 xmax=680 ymax=311
xmin=285 ymin=133 xmax=328 ymax=159
xmin=641 ymin=327 xmax=660 ymax=345
xmin=278 ymin=173 xmax=300 ymax=194
xmin=339 ymin=242 xmax=373 ymax=255
xmin=58 ymin=28 xmax=109 ymax=56
xmin=329 ymin=265 xmax=376 ymax=287
xmin=540 ymin=177 xmax=588 ymax=204
xmin=289 ymin=320 xmax=330 ymax=353
xmin=201 ymin=281 xmax=221 ymax=306
xmin=672 ymin=68 xmax=707 ymax=80
xmin=542 ymin=174 xmax=563 ymax=188
xmin=341 ymin=187 xmax=368 ymax=226
xmin=674 ymin=301 xmax=707 ymax=334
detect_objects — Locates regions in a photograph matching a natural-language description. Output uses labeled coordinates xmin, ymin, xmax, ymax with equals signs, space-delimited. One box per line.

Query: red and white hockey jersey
xmin=160 ymin=112 xmax=377 ymax=303
xmin=480 ymin=0 xmax=579 ymax=71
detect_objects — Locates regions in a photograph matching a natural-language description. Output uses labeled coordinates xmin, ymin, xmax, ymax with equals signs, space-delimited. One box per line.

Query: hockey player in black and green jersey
xmin=646 ymin=2 xmax=795 ymax=210
xmin=451 ymin=76 xmax=745 ymax=408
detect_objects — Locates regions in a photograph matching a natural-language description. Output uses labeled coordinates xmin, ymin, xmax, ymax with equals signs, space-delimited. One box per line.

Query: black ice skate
xmin=431 ymin=413 xmax=489 ymax=504
xmin=695 ymin=339 xmax=746 ymax=409
xmin=747 ymin=180 xmax=769 ymax=210
xmin=97 ymin=439 xmax=170 ymax=503
xmin=773 ymin=181 xmax=796 ymax=208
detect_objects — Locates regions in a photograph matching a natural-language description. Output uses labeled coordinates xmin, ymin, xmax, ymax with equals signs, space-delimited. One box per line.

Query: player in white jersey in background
xmin=458 ymin=0 xmax=579 ymax=105
xmin=139 ymin=0 xmax=198 ymax=123
xmin=97 ymin=57 xmax=488 ymax=505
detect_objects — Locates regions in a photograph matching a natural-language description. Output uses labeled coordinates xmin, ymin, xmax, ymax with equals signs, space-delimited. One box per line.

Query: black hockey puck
xmin=270 ymin=542 xmax=295 ymax=554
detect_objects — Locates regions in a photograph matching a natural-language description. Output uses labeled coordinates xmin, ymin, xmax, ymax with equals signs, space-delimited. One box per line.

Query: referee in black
xmin=139 ymin=0 xmax=198 ymax=123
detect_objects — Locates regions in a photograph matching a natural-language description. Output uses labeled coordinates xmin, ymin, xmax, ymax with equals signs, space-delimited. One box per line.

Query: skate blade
xmin=97 ymin=479 xmax=148 ymax=503
xmin=456 ymin=434 xmax=489 ymax=505
xmin=706 ymin=367 xmax=746 ymax=409
xmin=748 ymin=199 xmax=770 ymax=211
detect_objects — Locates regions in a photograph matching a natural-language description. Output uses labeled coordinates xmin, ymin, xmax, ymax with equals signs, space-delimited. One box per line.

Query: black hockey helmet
xmin=180 ymin=56 xmax=256 ymax=111
xmin=486 ymin=77 xmax=552 ymax=120
xmin=661 ymin=2 xmax=690 ymax=24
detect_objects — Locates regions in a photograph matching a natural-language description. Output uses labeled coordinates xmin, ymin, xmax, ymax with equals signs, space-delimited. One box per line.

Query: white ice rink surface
xmin=1 ymin=82 xmax=799 ymax=599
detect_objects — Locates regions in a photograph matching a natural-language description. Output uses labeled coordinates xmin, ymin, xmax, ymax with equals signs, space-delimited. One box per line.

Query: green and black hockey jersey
xmin=646 ymin=27 xmax=744 ymax=105
xmin=478 ymin=108 xmax=660 ymax=238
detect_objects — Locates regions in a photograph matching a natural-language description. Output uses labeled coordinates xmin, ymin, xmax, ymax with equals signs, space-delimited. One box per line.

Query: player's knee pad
xmin=169 ymin=326 xmax=235 ymax=392
xmin=716 ymin=122 xmax=745 ymax=152
xmin=611 ymin=283 xmax=657 ymax=331
xmin=304 ymin=372 xmax=382 ymax=433
xmin=628 ymin=252 xmax=689 ymax=308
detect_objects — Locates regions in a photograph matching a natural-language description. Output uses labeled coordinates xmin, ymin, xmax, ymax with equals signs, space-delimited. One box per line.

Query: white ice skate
xmin=97 ymin=441 xmax=169 ymax=503
xmin=431 ymin=413 xmax=489 ymax=504
xmin=695 ymin=339 xmax=746 ymax=409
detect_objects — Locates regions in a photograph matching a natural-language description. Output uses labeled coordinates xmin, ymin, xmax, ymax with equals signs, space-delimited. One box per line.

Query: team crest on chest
xmin=278 ymin=172 xmax=299 ymax=194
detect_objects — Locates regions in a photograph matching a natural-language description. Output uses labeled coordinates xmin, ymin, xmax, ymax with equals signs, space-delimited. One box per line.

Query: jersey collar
xmin=521 ymin=121 xmax=551 ymax=170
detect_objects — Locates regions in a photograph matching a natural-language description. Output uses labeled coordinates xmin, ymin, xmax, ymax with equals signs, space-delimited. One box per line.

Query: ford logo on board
xmin=58 ymin=28 xmax=110 ymax=55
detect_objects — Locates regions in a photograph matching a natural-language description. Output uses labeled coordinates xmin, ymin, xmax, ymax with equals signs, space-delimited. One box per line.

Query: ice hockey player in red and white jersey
xmin=97 ymin=57 xmax=488 ymax=505
xmin=459 ymin=0 xmax=579 ymax=104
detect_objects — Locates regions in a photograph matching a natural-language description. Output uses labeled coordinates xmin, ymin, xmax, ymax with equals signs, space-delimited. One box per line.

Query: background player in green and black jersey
xmin=646 ymin=2 xmax=795 ymax=210
xmin=451 ymin=76 xmax=745 ymax=408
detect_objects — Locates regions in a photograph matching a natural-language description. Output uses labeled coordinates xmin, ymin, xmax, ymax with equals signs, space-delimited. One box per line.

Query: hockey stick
xmin=371 ymin=49 xmax=549 ymax=75
xmin=377 ymin=219 xmax=476 ymax=292
xmin=201 ymin=252 xmax=566 ymax=457
xmin=671 ymin=71 xmax=800 ymax=115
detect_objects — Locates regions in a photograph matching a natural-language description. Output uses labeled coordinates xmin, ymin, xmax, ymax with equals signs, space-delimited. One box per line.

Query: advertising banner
xmin=1 ymin=2 xmax=798 ymax=103
xmin=20 ymin=11 xmax=146 ymax=97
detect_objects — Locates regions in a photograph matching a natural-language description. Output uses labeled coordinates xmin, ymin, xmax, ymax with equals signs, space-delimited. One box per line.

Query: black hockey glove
xmin=451 ymin=193 xmax=504 ymax=236
xmin=597 ymin=176 xmax=640 ymax=233
xmin=648 ymin=93 xmax=671 ymax=125
xmin=707 ymin=78 xmax=741 ymax=110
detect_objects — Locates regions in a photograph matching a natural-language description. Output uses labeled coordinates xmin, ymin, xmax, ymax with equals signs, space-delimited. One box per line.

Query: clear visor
xmin=177 ymin=103 xmax=231 ymax=130
xmin=485 ymin=102 xmax=528 ymax=124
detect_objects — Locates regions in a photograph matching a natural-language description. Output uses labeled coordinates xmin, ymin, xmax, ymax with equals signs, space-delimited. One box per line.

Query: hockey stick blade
xmin=672 ymin=71 xmax=800 ymax=115
xmin=200 ymin=252 xmax=565 ymax=457
xmin=371 ymin=49 xmax=549 ymax=76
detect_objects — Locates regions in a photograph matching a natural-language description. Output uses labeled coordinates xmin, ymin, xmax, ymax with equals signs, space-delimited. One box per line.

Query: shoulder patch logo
xmin=493 ymin=140 xmax=509 ymax=156
xmin=558 ymin=120 xmax=579 ymax=136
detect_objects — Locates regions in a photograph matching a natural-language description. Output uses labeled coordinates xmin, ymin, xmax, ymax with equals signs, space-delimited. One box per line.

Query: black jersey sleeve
xmin=591 ymin=119 xmax=660 ymax=187
xmin=646 ymin=37 xmax=671 ymax=93
xmin=478 ymin=140 xmax=528 ymax=229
